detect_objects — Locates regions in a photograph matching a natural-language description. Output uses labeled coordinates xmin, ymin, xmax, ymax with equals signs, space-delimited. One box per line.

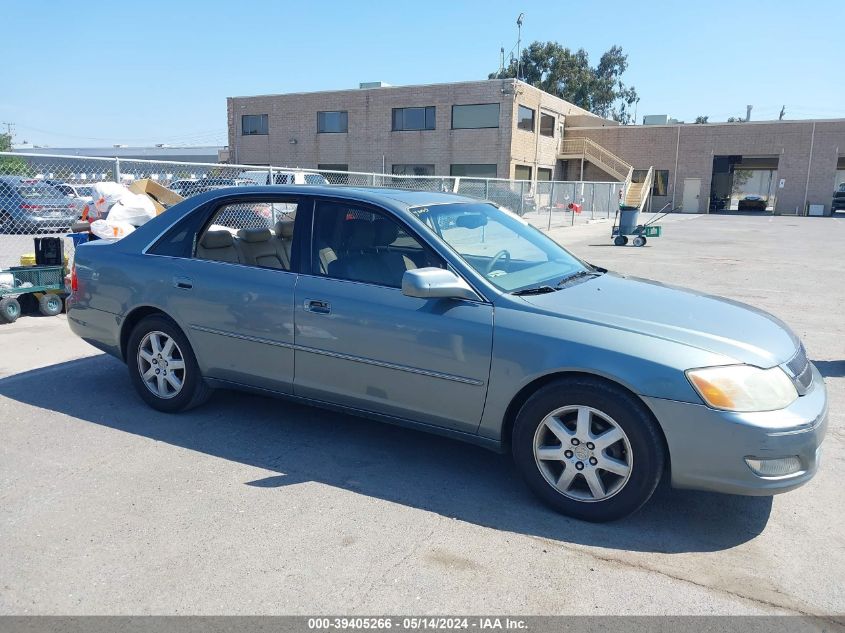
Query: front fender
xmin=477 ymin=306 xmax=731 ymax=441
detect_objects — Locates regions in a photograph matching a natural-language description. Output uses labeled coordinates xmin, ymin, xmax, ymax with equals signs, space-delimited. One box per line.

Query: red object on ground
xmin=568 ymin=202 xmax=582 ymax=213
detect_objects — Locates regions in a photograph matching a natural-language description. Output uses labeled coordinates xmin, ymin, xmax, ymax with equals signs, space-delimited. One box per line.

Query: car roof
xmin=192 ymin=185 xmax=480 ymax=209
xmin=0 ymin=176 xmax=50 ymax=185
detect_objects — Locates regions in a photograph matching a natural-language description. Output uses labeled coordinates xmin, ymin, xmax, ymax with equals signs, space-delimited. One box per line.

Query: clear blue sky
xmin=2 ymin=0 xmax=842 ymax=147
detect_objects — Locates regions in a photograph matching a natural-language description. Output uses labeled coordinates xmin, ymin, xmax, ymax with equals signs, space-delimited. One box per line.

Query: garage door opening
xmin=710 ymin=155 xmax=779 ymax=213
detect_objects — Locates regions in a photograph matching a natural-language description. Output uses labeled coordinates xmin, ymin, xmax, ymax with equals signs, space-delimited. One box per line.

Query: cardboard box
xmin=128 ymin=179 xmax=184 ymax=215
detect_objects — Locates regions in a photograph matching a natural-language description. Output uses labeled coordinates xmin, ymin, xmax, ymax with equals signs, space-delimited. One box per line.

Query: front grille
xmin=783 ymin=343 xmax=813 ymax=394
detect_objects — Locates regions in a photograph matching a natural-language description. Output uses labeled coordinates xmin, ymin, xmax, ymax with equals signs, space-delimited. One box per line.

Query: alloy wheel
xmin=137 ymin=330 xmax=186 ymax=399
xmin=533 ymin=405 xmax=633 ymax=502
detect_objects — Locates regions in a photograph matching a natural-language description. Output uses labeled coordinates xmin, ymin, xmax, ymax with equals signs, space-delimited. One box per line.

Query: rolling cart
xmin=611 ymin=203 xmax=671 ymax=247
xmin=0 ymin=265 xmax=66 ymax=324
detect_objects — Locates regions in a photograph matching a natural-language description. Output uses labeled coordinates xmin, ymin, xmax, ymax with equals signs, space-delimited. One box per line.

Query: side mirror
xmin=402 ymin=267 xmax=479 ymax=301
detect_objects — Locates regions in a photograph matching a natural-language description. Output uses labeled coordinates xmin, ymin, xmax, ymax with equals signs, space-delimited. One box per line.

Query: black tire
xmin=633 ymin=235 xmax=647 ymax=247
xmin=613 ymin=235 xmax=626 ymax=246
xmin=38 ymin=293 xmax=64 ymax=316
xmin=512 ymin=376 xmax=665 ymax=522
xmin=127 ymin=314 xmax=212 ymax=413
xmin=0 ymin=297 xmax=21 ymax=323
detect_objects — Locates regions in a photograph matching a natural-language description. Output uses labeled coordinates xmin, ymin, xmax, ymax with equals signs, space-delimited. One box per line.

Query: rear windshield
xmin=17 ymin=183 xmax=64 ymax=199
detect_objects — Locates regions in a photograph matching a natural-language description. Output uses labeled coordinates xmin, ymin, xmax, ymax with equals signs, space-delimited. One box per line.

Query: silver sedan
xmin=67 ymin=186 xmax=827 ymax=522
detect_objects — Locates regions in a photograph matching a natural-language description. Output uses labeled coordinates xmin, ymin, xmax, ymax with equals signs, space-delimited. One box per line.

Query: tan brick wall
xmin=230 ymin=80 xmax=518 ymax=177
xmin=227 ymin=80 xmax=607 ymax=180
xmin=507 ymin=83 xmax=602 ymax=179
xmin=567 ymin=119 xmax=845 ymax=214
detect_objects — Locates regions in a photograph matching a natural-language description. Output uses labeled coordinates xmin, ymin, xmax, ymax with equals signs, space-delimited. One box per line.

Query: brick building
xmin=227 ymin=79 xmax=601 ymax=182
xmin=228 ymin=79 xmax=845 ymax=215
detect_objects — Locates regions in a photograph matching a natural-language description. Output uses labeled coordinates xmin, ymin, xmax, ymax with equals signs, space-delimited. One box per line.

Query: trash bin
xmin=618 ymin=206 xmax=640 ymax=235
xmin=67 ymin=232 xmax=90 ymax=249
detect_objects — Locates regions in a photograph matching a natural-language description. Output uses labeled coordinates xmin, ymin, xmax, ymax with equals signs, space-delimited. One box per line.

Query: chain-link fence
xmin=0 ymin=151 xmax=622 ymax=269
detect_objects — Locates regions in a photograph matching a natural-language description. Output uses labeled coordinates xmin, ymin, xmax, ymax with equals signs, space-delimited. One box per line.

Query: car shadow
xmin=0 ymin=354 xmax=773 ymax=554
xmin=814 ymin=360 xmax=845 ymax=378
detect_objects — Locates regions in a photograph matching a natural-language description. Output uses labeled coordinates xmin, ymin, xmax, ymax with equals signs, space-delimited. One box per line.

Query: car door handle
xmin=305 ymin=299 xmax=331 ymax=314
xmin=173 ymin=276 xmax=193 ymax=290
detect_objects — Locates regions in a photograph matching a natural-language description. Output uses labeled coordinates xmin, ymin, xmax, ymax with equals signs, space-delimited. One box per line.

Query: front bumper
xmin=643 ymin=363 xmax=828 ymax=496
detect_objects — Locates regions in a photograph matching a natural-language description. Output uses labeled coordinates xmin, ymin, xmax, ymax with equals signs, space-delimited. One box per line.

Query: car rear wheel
xmin=512 ymin=376 xmax=665 ymax=522
xmin=127 ymin=315 xmax=211 ymax=412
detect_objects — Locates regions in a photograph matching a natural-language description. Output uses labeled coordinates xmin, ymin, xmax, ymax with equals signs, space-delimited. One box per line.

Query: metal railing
xmin=558 ymin=137 xmax=633 ymax=183
xmin=0 ymin=151 xmax=623 ymax=269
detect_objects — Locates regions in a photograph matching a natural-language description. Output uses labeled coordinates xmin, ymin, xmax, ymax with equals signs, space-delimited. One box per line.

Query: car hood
xmin=519 ymin=272 xmax=798 ymax=368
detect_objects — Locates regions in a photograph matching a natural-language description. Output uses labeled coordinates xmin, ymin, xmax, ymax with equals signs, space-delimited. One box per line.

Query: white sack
xmin=91 ymin=181 xmax=130 ymax=219
xmin=107 ymin=193 xmax=157 ymax=226
xmin=90 ymin=219 xmax=136 ymax=240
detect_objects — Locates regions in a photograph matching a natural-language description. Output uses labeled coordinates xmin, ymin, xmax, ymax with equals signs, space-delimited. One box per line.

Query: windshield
xmin=17 ymin=183 xmax=65 ymax=199
xmin=412 ymin=202 xmax=588 ymax=292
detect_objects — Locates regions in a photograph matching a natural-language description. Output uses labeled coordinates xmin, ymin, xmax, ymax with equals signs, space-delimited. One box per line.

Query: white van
xmin=238 ymin=169 xmax=329 ymax=186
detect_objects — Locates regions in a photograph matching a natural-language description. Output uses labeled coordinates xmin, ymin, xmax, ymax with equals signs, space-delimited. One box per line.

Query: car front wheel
xmin=512 ymin=377 xmax=665 ymax=522
xmin=127 ymin=315 xmax=211 ymax=412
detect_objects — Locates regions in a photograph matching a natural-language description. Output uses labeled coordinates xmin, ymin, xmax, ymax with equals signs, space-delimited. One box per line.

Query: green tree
xmin=489 ymin=41 xmax=639 ymax=123
xmin=694 ymin=115 xmax=709 ymax=124
xmin=0 ymin=133 xmax=29 ymax=176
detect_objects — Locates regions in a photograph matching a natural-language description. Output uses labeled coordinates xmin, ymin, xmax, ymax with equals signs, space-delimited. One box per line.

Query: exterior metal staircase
xmin=559 ymin=137 xmax=653 ymax=210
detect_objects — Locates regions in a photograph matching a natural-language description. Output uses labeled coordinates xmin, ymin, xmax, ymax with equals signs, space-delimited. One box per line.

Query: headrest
xmin=274 ymin=220 xmax=295 ymax=238
xmin=373 ymin=219 xmax=398 ymax=247
xmin=344 ymin=220 xmax=376 ymax=250
xmin=238 ymin=227 xmax=272 ymax=243
xmin=200 ymin=230 xmax=234 ymax=249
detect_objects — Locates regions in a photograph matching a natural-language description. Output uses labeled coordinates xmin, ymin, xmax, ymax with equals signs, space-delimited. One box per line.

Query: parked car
xmin=832 ymin=183 xmax=845 ymax=212
xmin=169 ymin=178 xmax=251 ymax=198
xmin=0 ymin=176 xmax=80 ymax=234
xmin=46 ymin=181 xmax=95 ymax=203
xmin=67 ymin=186 xmax=827 ymax=522
xmin=737 ymin=195 xmax=768 ymax=211
xmin=238 ymin=169 xmax=329 ymax=186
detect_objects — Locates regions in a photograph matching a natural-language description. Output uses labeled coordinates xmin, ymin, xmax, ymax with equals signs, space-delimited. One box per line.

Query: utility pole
xmin=499 ymin=46 xmax=505 ymax=76
xmin=779 ymin=105 xmax=786 ymax=121
xmin=516 ymin=13 xmax=524 ymax=81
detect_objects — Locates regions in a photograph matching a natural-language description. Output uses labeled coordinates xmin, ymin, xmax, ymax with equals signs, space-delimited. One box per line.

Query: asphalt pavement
xmin=1 ymin=212 xmax=843 ymax=615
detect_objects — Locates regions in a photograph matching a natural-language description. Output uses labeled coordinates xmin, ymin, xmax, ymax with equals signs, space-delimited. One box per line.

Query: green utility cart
xmin=0 ymin=265 xmax=66 ymax=324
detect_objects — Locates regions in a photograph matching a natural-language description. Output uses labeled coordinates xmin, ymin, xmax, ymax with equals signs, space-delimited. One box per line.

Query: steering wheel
xmin=486 ymin=249 xmax=511 ymax=275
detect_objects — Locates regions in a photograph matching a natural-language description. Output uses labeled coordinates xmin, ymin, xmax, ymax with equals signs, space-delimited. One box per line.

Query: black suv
xmin=833 ymin=183 xmax=845 ymax=213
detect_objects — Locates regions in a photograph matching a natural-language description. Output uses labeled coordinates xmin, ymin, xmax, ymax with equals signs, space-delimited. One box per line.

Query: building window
xmin=517 ymin=105 xmax=535 ymax=132
xmin=450 ymin=164 xmax=497 ymax=178
xmin=242 ymin=114 xmax=268 ymax=135
xmin=540 ymin=113 xmax=555 ymax=137
xmin=633 ymin=169 xmax=670 ymax=196
xmin=392 ymin=107 xmax=435 ymax=131
xmin=537 ymin=167 xmax=553 ymax=181
xmin=318 ymin=111 xmax=348 ymax=133
xmin=392 ymin=164 xmax=435 ymax=176
xmin=451 ymin=104 xmax=500 ymax=129
xmin=515 ymin=165 xmax=532 ymax=181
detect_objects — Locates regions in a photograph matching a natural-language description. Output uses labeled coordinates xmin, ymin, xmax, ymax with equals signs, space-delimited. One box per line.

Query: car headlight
xmin=685 ymin=365 xmax=798 ymax=412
